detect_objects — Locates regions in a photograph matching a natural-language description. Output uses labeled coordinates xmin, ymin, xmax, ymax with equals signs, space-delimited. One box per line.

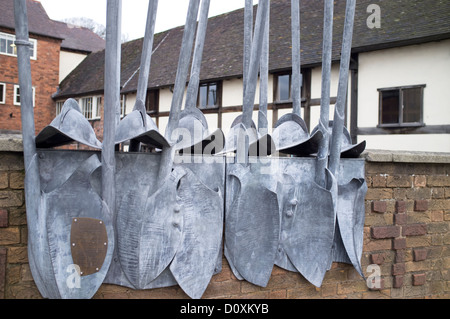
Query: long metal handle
xmin=14 ymin=0 xmax=36 ymax=170
xmin=185 ymin=0 xmax=211 ymax=110
xmin=129 ymin=0 xmax=158 ymax=152
xmin=165 ymin=0 xmax=201 ymax=141
xmin=136 ymin=0 xmax=159 ymax=105
xmin=291 ymin=0 xmax=302 ymax=116
xmin=329 ymin=0 xmax=356 ymax=176
xmin=315 ymin=0 xmax=334 ymax=188
xmin=241 ymin=0 xmax=269 ymax=130
xmin=258 ymin=0 xmax=270 ymax=131
xmin=157 ymin=0 xmax=200 ymax=187
xmin=243 ymin=0 xmax=253 ymax=99
xmin=103 ymin=0 xmax=122 ymax=214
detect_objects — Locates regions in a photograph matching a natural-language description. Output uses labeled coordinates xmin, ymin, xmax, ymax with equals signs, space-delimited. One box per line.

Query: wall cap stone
xmin=361 ymin=149 xmax=450 ymax=164
xmin=0 ymin=133 xmax=23 ymax=152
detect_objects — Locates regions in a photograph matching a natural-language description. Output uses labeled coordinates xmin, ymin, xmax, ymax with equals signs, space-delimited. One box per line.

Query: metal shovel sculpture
xmin=14 ymin=0 xmax=116 ymax=299
xmin=112 ymin=0 xmax=223 ymax=299
xmin=224 ymin=0 xmax=280 ymax=288
xmin=16 ymin=0 xmax=368 ymax=299
xmin=279 ymin=0 xmax=366 ymax=287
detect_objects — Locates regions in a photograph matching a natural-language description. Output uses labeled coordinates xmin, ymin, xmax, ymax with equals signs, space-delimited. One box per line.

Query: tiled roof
xmin=53 ymin=20 xmax=105 ymax=53
xmin=0 ymin=0 xmax=62 ymax=39
xmin=54 ymin=0 xmax=450 ymax=99
xmin=0 ymin=0 xmax=105 ymax=53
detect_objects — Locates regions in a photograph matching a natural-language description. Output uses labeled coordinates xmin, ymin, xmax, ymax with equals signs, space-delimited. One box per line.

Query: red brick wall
xmin=0 ymin=149 xmax=449 ymax=299
xmin=0 ymin=28 xmax=60 ymax=135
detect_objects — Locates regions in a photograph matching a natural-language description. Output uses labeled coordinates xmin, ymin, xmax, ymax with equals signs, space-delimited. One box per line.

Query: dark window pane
xmin=7 ymin=39 xmax=14 ymax=55
xmin=403 ymin=87 xmax=422 ymax=123
xmin=0 ymin=38 xmax=6 ymax=53
xmin=199 ymin=85 xmax=208 ymax=108
xmin=278 ymin=74 xmax=290 ymax=101
xmin=146 ymin=90 xmax=158 ymax=113
xmin=208 ymin=83 xmax=217 ymax=107
xmin=381 ymin=90 xmax=399 ymax=124
xmin=0 ymin=84 xmax=4 ymax=102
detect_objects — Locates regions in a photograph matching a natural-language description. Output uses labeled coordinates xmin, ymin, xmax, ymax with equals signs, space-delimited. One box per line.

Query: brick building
xmin=0 ymin=0 xmax=104 ymax=135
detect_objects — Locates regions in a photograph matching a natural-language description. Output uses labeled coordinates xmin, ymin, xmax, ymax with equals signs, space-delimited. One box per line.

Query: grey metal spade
xmin=271 ymin=0 xmax=321 ymax=157
xmin=277 ymin=0 xmax=337 ymax=287
xmin=115 ymin=0 xmax=201 ymax=287
xmin=14 ymin=0 xmax=115 ymax=299
xmin=114 ymin=0 xmax=224 ymax=299
xmin=284 ymin=0 xmax=364 ymax=287
xmin=225 ymin=163 xmax=279 ymax=287
xmin=115 ymin=0 xmax=169 ymax=151
xmin=224 ymin=0 xmax=280 ymax=287
xmin=326 ymin=0 xmax=367 ymax=279
xmin=35 ymin=98 xmax=102 ymax=149
xmin=44 ymin=154 xmax=114 ymax=299
xmin=175 ymin=0 xmax=224 ymax=155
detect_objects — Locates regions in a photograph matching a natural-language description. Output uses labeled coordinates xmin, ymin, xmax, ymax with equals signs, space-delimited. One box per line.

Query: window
xmin=79 ymin=96 xmax=102 ymax=120
xmin=0 ymin=83 xmax=5 ymax=104
xmin=276 ymin=73 xmax=292 ymax=102
xmin=0 ymin=32 xmax=37 ymax=60
xmin=378 ymin=85 xmax=425 ymax=127
xmin=146 ymin=90 xmax=159 ymax=114
xmin=120 ymin=94 xmax=126 ymax=117
xmin=96 ymin=97 xmax=102 ymax=119
xmin=198 ymin=82 xmax=219 ymax=109
xmin=14 ymin=85 xmax=35 ymax=107
xmin=56 ymin=101 xmax=64 ymax=115
xmin=80 ymin=97 xmax=94 ymax=119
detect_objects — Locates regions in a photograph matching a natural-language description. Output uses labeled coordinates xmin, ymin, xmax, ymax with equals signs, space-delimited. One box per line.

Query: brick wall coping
xmin=0 ymin=134 xmax=23 ymax=153
xmin=361 ymin=149 xmax=450 ymax=164
xmin=1 ymin=135 xmax=450 ymax=164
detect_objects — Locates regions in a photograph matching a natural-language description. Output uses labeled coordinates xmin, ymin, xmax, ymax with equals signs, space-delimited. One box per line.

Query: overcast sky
xmin=39 ymin=0 xmax=258 ymax=40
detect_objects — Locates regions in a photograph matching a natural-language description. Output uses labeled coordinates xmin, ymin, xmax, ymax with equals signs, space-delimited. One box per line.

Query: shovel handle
xmin=185 ymin=0 xmax=211 ymax=111
xmin=258 ymin=1 xmax=270 ymax=131
xmin=314 ymin=0 xmax=334 ymax=188
xmin=102 ymin=0 xmax=122 ymax=214
xmin=243 ymin=0 xmax=253 ymax=99
xmin=158 ymin=0 xmax=200 ymax=187
xmin=136 ymin=0 xmax=159 ymax=105
xmin=13 ymin=0 xmax=37 ymax=170
xmin=329 ymin=0 xmax=356 ymax=176
xmin=291 ymin=0 xmax=301 ymax=116
xmin=241 ymin=0 xmax=269 ymax=130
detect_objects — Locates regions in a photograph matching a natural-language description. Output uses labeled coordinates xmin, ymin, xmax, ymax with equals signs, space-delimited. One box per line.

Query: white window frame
xmin=120 ymin=94 xmax=126 ymax=118
xmin=0 ymin=32 xmax=37 ymax=60
xmin=56 ymin=101 xmax=64 ymax=115
xmin=79 ymin=96 xmax=102 ymax=120
xmin=13 ymin=85 xmax=35 ymax=107
xmin=0 ymin=83 xmax=5 ymax=104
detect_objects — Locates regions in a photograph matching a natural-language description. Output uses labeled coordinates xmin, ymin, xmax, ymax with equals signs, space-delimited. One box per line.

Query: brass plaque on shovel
xmin=70 ymin=217 xmax=108 ymax=276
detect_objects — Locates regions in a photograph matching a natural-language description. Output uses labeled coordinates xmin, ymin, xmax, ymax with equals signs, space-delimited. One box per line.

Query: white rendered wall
xmin=357 ymin=39 xmax=450 ymax=152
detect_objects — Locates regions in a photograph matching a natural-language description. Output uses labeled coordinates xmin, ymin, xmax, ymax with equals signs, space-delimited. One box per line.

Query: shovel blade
xmin=225 ymin=165 xmax=280 ymax=287
xmin=283 ymin=169 xmax=337 ymax=287
xmin=45 ymin=155 xmax=114 ymax=299
xmin=170 ymin=167 xmax=224 ymax=299
xmin=333 ymin=178 xmax=368 ymax=277
xmin=116 ymin=167 xmax=185 ymax=289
